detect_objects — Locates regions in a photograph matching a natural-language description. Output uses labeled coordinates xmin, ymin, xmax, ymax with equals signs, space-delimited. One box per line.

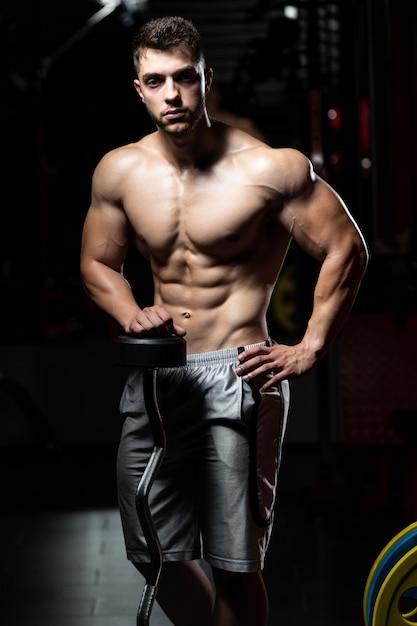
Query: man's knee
xmin=212 ymin=567 xmax=264 ymax=593
xmin=134 ymin=561 xmax=214 ymax=626
xmin=212 ymin=567 xmax=268 ymax=625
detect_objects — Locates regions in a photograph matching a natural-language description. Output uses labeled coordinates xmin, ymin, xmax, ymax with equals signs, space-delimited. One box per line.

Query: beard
xmin=146 ymin=100 xmax=206 ymax=138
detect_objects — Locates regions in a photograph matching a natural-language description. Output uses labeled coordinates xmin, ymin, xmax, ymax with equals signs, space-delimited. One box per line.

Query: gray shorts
xmin=116 ymin=342 xmax=290 ymax=573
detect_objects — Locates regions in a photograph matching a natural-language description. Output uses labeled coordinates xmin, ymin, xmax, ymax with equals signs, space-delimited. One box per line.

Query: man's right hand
xmin=126 ymin=305 xmax=186 ymax=337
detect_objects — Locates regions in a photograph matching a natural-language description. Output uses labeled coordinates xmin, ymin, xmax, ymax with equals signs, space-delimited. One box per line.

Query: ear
xmin=205 ymin=68 xmax=214 ymax=93
xmin=133 ymin=78 xmax=145 ymax=102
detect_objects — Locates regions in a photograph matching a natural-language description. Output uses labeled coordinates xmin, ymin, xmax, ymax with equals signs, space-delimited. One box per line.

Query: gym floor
xmin=0 ymin=443 xmax=409 ymax=626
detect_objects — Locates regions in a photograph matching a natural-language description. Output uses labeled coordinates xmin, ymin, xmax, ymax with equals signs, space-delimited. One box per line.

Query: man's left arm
xmin=236 ymin=154 xmax=369 ymax=390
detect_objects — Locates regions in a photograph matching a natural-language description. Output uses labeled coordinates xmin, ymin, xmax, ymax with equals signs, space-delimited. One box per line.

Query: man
xmin=80 ymin=15 xmax=368 ymax=626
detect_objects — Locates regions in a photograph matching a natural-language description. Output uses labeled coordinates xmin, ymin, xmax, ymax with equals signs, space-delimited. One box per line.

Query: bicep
xmin=81 ymin=201 xmax=131 ymax=272
xmin=282 ymin=177 xmax=366 ymax=262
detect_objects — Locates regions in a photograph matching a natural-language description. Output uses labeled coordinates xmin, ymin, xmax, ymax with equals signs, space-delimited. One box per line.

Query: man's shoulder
xmin=94 ymin=133 xmax=158 ymax=174
xmin=225 ymin=127 xmax=309 ymax=166
xmin=267 ymin=146 xmax=313 ymax=183
xmin=230 ymin=135 xmax=312 ymax=185
xmin=247 ymin=144 xmax=310 ymax=169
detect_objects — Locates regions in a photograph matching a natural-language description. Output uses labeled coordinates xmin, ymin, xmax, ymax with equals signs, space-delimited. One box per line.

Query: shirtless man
xmin=80 ymin=16 xmax=368 ymax=626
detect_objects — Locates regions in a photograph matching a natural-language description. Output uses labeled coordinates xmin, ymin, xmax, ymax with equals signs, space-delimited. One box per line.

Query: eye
xmin=177 ymin=71 xmax=199 ymax=84
xmin=146 ymin=77 xmax=163 ymax=88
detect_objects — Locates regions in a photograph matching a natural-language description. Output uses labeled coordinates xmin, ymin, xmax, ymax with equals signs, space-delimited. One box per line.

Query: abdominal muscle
xmin=152 ymin=264 xmax=272 ymax=354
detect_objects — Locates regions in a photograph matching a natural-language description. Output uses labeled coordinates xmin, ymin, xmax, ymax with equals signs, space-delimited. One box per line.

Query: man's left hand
xmin=235 ymin=343 xmax=318 ymax=391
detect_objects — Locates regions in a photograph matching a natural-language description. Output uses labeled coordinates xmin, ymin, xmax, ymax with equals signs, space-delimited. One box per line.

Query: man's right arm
xmin=80 ymin=155 xmax=185 ymax=337
xmin=80 ymin=195 xmax=140 ymax=331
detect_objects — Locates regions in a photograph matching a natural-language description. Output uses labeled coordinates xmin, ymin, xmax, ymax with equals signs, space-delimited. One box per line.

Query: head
xmin=132 ymin=16 xmax=204 ymax=76
xmin=132 ymin=16 xmax=213 ymax=137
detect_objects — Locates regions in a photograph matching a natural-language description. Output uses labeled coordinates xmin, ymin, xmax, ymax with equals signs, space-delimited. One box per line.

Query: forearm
xmin=81 ymin=259 xmax=141 ymax=332
xmin=300 ymin=243 xmax=368 ymax=361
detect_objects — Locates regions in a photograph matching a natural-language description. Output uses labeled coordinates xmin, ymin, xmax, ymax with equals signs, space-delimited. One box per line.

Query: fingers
xmin=236 ymin=344 xmax=292 ymax=390
xmin=128 ymin=305 xmax=186 ymax=337
xmin=237 ymin=345 xmax=271 ymax=367
xmin=236 ymin=345 xmax=276 ymax=379
xmin=236 ymin=342 xmax=315 ymax=388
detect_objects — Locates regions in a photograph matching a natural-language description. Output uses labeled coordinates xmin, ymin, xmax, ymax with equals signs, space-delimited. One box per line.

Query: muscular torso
xmin=113 ymin=127 xmax=294 ymax=352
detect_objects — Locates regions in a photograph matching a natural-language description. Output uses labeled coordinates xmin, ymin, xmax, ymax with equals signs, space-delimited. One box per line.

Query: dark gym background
xmin=1 ymin=1 xmax=416 ymax=625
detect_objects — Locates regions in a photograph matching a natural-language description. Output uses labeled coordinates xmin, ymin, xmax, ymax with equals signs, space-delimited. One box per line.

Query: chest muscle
xmin=123 ymin=168 xmax=271 ymax=260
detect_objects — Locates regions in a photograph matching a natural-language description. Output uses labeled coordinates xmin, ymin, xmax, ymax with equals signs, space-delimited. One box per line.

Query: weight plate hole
xmin=398 ymin=588 xmax=417 ymax=622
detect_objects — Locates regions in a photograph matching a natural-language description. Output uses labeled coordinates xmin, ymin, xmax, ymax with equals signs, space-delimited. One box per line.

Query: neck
xmin=157 ymin=115 xmax=221 ymax=170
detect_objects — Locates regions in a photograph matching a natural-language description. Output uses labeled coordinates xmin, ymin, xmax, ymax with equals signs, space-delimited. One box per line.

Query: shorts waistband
xmin=186 ymin=339 xmax=270 ymax=366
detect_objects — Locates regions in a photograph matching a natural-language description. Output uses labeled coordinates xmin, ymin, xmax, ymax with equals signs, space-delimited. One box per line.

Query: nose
xmin=164 ymin=78 xmax=181 ymax=103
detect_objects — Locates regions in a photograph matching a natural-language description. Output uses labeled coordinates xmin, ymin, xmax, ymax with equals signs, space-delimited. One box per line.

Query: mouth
xmin=164 ymin=109 xmax=186 ymax=120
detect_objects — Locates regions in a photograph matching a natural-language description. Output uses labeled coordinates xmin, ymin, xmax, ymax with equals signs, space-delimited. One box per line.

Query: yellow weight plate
xmin=373 ymin=545 xmax=417 ymax=625
xmin=364 ymin=523 xmax=417 ymax=626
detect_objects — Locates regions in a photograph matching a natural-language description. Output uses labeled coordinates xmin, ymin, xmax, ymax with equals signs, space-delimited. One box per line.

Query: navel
xmin=182 ymin=311 xmax=191 ymax=319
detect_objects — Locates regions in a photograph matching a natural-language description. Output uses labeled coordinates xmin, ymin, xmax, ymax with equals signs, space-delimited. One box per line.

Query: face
xmin=134 ymin=47 xmax=212 ymax=137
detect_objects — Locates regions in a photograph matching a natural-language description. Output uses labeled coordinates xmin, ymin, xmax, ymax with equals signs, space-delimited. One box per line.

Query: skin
xmin=80 ymin=45 xmax=368 ymax=625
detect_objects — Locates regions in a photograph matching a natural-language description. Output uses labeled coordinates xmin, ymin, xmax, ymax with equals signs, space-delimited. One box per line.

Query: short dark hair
xmin=132 ymin=16 xmax=204 ymax=74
